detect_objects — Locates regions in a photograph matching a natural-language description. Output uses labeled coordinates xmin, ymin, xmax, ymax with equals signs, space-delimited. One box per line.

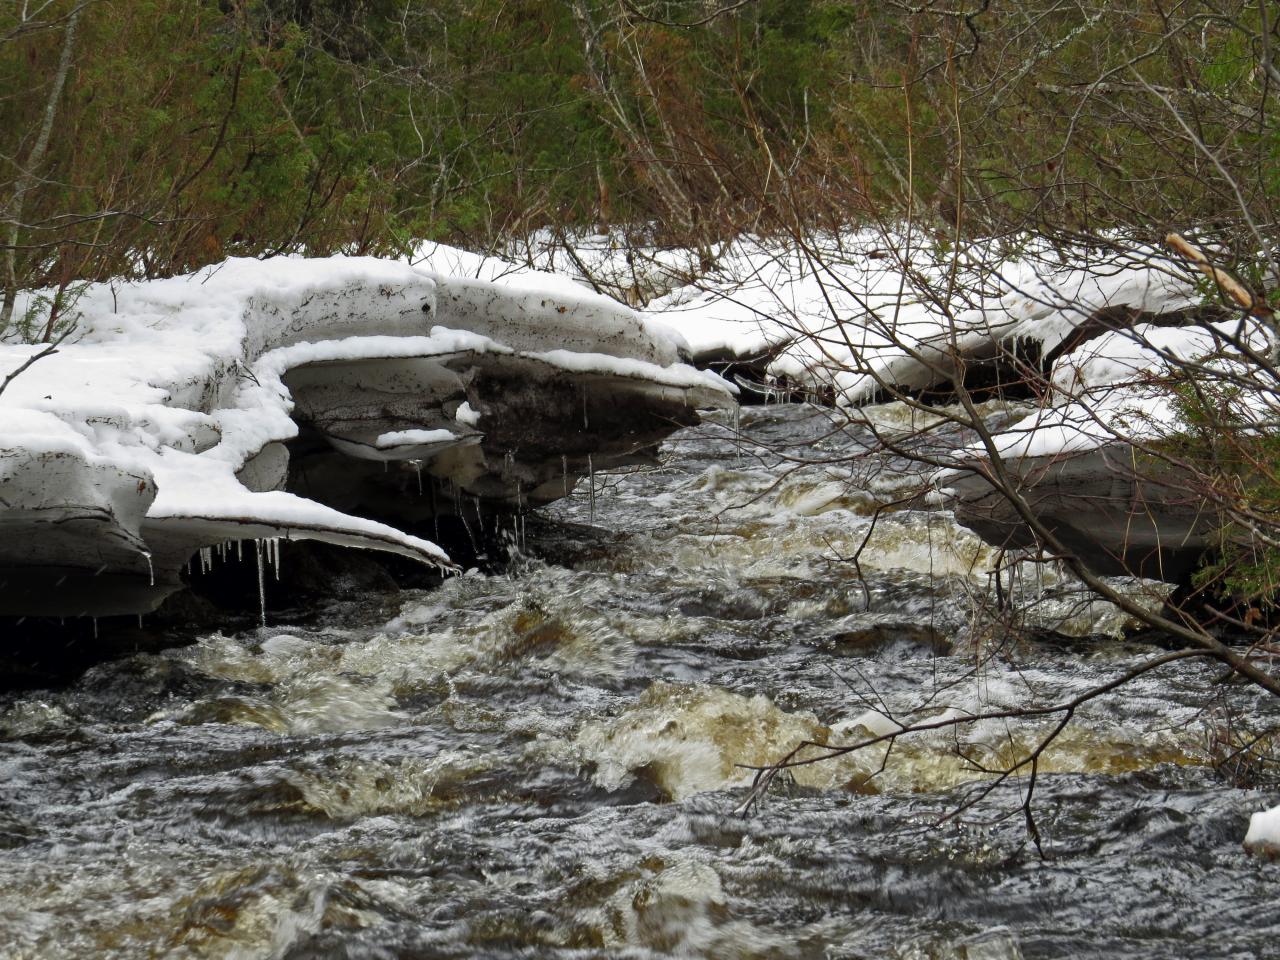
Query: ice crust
xmin=0 ymin=252 xmax=732 ymax=615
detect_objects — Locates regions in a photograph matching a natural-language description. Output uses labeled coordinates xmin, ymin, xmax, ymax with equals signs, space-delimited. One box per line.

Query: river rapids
xmin=1 ymin=403 xmax=1277 ymax=959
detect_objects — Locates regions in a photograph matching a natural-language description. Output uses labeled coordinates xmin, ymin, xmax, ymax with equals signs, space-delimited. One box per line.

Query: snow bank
xmin=952 ymin=315 xmax=1274 ymax=460
xmin=423 ymin=229 xmax=1264 ymax=465
xmin=609 ymin=231 xmax=1263 ymax=466
xmin=640 ymin=233 xmax=1199 ymax=401
xmin=428 ymin=229 xmax=1261 ymax=466
xmin=413 ymin=237 xmax=698 ymax=359
xmin=0 ymin=251 xmax=733 ymax=616
xmin=1245 ymin=803 xmax=1280 ymax=857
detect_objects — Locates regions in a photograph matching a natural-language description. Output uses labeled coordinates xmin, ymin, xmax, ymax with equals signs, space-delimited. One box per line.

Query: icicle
xmin=92 ymin=617 xmax=98 ymax=639
xmin=412 ymin=460 xmax=423 ymax=496
xmin=142 ymin=551 xmax=154 ymax=586
xmin=587 ymin=453 xmax=595 ymax=523
xmin=272 ymin=537 xmax=281 ymax=581
xmin=459 ymin=503 xmax=479 ymax=555
xmin=255 ymin=540 xmax=267 ymax=628
xmin=733 ymin=405 xmax=742 ymax=460
xmin=582 ymin=388 xmax=589 ymax=429
xmin=562 ymin=454 xmax=569 ymax=496
xmin=137 ymin=614 xmax=143 ymax=629
xmin=473 ymin=496 xmax=484 ymax=535
xmin=431 ymin=484 xmax=440 ymax=543
xmin=235 ymin=539 xmax=243 ymax=562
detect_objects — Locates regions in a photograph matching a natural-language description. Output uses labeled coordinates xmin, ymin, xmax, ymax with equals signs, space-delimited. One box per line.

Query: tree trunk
xmin=0 ymin=5 xmax=82 ymax=335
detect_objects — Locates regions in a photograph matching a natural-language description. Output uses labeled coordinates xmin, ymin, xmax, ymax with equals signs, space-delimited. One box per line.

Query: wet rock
xmin=947 ymin=444 xmax=1212 ymax=582
xmin=675 ymin=587 xmax=772 ymax=621
xmin=0 ymin=809 xmax=39 ymax=849
xmin=70 ymin=654 xmax=262 ymax=723
xmin=184 ymin=540 xmax=404 ymax=616
xmin=819 ymin=616 xmax=951 ymax=657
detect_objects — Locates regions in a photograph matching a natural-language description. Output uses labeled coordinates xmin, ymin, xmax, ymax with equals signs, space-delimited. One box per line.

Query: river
xmin=1 ymin=403 xmax=1276 ymax=959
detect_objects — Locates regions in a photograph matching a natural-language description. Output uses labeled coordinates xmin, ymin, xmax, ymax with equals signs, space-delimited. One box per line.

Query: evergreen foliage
xmin=0 ymin=1 xmax=1275 ymax=332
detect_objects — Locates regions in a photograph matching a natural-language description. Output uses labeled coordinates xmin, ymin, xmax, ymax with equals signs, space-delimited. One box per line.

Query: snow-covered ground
xmin=962 ymin=314 xmax=1274 ymax=459
xmin=0 ymin=228 xmax=1260 ymax=616
xmin=0 ymin=250 xmax=732 ymax=614
xmin=466 ymin=228 xmax=1259 ymax=461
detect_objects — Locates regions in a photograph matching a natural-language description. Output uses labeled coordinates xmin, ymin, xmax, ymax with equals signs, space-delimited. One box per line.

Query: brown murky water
xmin=1 ymin=404 xmax=1277 ymax=959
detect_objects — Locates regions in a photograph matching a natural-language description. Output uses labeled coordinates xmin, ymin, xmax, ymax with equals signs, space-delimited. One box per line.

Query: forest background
xmin=3 ymin=0 xmax=1274 ymax=323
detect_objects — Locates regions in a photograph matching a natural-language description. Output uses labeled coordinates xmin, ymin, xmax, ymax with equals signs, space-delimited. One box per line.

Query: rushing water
xmin=1 ymin=404 xmax=1278 ymax=959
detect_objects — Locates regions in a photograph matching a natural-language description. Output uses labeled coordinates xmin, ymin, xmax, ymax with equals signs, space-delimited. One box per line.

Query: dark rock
xmin=948 ymin=444 xmax=1213 ymax=582
xmin=1041 ymin=303 xmax=1231 ymax=371
xmin=71 ymin=654 xmax=256 ymax=723
xmin=818 ymin=615 xmax=951 ymax=657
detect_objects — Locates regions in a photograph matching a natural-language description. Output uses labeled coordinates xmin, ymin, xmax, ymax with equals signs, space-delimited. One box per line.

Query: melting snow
xmin=0 ymin=248 xmax=730 ymax=613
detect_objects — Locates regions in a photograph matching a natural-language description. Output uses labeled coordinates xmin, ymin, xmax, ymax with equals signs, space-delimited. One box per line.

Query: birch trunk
xmin=0 ymin=5 xmax=82 ymax=334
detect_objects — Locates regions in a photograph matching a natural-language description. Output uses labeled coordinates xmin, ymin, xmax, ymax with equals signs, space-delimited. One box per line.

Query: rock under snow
xmin=944 ymin=314 xmax=1275 ymax=581
xmin=0 ymin=254 xmax=733 ymax=617
xmin=945 ymin=444 xmax=1212 ymax=582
